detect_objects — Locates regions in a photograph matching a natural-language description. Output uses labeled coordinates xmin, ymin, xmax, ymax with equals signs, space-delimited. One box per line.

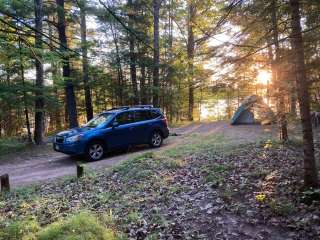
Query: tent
xmin=231 ymin=95 xmax=275 ymax=125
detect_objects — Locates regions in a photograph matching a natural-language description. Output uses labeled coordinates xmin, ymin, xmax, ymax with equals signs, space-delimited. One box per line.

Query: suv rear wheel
xmin=86 ymin=141 xmax=105 ymax=161
xmin=149 ymin=131 xmax=163 ymax=148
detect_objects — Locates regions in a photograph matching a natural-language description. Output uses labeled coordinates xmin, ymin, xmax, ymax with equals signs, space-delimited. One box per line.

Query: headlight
xmin=65 ymin=134 xmax=83 ymax=143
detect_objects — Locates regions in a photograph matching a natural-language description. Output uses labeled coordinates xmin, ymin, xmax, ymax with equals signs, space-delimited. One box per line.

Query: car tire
xmin=149 ymin=131 xmax=163 ymax=148
xmin=86 ymin=141 xmax=105 ymax=161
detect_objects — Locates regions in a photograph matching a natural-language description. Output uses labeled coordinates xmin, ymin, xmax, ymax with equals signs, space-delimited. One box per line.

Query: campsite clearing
xmin=0 ymin=122 xmax=276 ymax=187
xmin=1 ymin=122 xmax=319 ymax=239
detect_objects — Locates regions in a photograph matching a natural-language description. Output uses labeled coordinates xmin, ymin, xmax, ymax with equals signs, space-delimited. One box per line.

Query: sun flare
xmin=257 ymin=70 xmax=271 ymax=85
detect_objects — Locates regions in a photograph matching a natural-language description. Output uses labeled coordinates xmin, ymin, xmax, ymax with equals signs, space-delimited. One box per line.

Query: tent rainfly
xmin=231 ymin=95 xmax=275 ymax=125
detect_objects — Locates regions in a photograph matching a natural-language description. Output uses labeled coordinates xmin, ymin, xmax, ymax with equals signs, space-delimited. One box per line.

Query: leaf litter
xmin=0 ymin=139 xmax=320 ymax=239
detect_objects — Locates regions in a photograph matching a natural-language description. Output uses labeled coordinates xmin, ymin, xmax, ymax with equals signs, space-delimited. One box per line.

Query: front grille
xmin=55 ymin=136 xmax=65 ymax=143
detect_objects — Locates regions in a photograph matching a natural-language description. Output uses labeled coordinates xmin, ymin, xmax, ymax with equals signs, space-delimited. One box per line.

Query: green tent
xmin=231 ymin=95 xmax=275 ymax=125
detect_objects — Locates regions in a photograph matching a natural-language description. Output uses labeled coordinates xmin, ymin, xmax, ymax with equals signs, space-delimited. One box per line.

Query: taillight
xmin=162 ymin=117 xmax=168 ymax=127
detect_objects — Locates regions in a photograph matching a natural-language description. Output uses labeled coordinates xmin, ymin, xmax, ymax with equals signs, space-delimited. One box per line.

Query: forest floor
xmin=1 ymin=121 xmax=320 ymax=239
xmin=0 ymin=121 xmax=276 ymax=187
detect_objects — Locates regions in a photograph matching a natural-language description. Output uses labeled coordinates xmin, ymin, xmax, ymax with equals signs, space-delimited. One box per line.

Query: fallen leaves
xmin=1 ymin=138 xmax=320 ymax=239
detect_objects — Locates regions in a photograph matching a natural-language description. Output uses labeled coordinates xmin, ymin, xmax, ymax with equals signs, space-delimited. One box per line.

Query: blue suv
xmin=53 ymin=106 xmax=169 ymax=161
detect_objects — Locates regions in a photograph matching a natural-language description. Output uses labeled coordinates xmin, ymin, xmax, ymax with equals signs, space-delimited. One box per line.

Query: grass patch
xmin=163 ymin=133 xmax=233 ymax=159
xmin=0 ymin=217 xmax=39 ymax=240
xmin=0 ymin=212 xmax=124 ymax=240
xmin=112 ymin=152 xmax=160 ymax=181
xmin=268 ymin=199 xmax=296 ymax=216
xmin=201 ymin=164 xmax=233 ymax=187
xmin=127 ymin=211 xmax=140 ymax=224
xmin=37 ymin=212 xmax=122 ymax=240
xmin=163 ymin=158 xmax=185 ymax=169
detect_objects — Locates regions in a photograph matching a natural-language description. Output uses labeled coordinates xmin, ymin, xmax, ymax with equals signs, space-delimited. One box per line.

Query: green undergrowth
xmin=0 ymin=138 xmax=28 ymax=157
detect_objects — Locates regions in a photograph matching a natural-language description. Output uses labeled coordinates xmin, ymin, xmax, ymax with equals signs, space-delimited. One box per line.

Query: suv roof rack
xmin=106 ymin=106 xmax=130 ymax=111
xmin=132 ymin=105 xmax=153 ymax=109
xmin=105 ymin=105 xmax=154 ymax=112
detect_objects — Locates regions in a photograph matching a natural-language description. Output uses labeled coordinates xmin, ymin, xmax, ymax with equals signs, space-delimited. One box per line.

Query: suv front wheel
xmin=86 ymin=141 xmax=105 ymax=161
xmin=149 ymin=131 xmax=163 ymax=148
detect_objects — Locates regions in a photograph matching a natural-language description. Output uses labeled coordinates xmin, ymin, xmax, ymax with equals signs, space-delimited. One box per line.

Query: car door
xmin=107 ymin=111 xmax=134 ymax=149
xmin=132 ymin=110 xmax=151 ymax=144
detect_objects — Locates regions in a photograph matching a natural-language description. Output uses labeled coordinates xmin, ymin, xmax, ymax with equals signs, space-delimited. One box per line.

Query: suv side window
xmin=115 ymin=111 xmax=134 ymax=125
xmin=150 ymin=110 xmax=161 ymax=119
xmin=134 ymin=110 xmax=150 ymax=122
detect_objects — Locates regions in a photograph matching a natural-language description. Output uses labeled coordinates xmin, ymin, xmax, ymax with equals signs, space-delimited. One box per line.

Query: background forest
xmin=0 ymin=0 xmax=320 ymax=143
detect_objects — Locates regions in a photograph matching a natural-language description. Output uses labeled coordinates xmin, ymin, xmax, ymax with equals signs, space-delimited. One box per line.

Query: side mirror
xmin=112 ymin=121 xmax=119 ymax=128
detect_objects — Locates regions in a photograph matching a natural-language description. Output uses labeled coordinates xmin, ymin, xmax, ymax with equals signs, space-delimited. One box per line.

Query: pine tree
xmin=289 ymin=0 xmax=319 ymax=187
xmin=79 ymin=0 xmax=93 ymax=121
xmin=56 ymin=0 xmax=79 ymax=128
xmin=152 ymin=0 xmax=160 ymax=107
xmin=34 ymin=0 xmax=45 ymax=144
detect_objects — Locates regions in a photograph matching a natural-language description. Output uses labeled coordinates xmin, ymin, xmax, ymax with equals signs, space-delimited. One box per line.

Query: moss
xmin=37 ymin=212 xmax=121 ymax=240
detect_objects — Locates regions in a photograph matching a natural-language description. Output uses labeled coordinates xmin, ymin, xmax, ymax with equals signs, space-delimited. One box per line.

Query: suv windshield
xmin=84 ymin=113 xmax=113 ymax=128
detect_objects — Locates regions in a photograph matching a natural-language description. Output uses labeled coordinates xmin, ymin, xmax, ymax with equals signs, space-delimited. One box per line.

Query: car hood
xmin=56 ymin=127 xmax=94 ymax=137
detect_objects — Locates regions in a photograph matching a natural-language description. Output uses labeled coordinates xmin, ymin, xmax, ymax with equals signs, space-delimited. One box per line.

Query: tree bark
xmin=290 ymin=79 xmax=297 ymax=116
xmin=289 ymin=38 xmax=297 ymax=117
xmin=18 ymin=38 xmax=32 ymax=143
xmin=128 ymin=0 xmax=139 ymax=105
xmin=187 ymin=1 xmax=195 ymax=121
xmin=140 ymin=61 xmax=147 ymax=104
xmin=79 ymin=0 xmax=93 ymax=121
xmin=48 ymin=16 xmax=62 ymax=130
xmin=110 ymin=22 xmax=124 ymax=106
xmin=34 ymin=0 xmax=45 ymax=144
xmin=56 ymin=0 xmax=78 ymax=128
xmin=271 ymin=0 xmax=288 ymax=141
xmin=153 ymin=0 xmax=160 ymax=107
xmin=289 ymin=0 xmax=318 ymax=188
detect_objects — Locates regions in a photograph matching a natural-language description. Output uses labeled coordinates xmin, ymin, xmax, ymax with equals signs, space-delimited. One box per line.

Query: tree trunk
xmin=110 ymin=22 xmax=124 ymax=105
xmin=271 ymin=0 xmax=288 ymax=141
xmin=289 ymin=39 xmax=297 ymax=117
xmin=34 ymin=0 xmax=45 ymax=144
xmin=290 ymin=80 xmax=297 ymax=116
xmin=48 ymin=17 xmax=62 ymax=130
xmin=289 ymin=0 xmax=318 ymax=188
xmin=128 ymin=0 xmax=139 ymax=105
xmin=168 ymin=0 xmax=174 ymax=120
xmin=147 ymin=66 xmax=152 ymax=104
xmin=140 ymin=62 xmax=147 ymax=104
xmin=153 ymin=0 xmax=160 ymax=107
xmin=79 ymin=0 xmax=93 ymax=121
xmin=56 ymin=0 xmax=78 ymax=128
xmin=18 ymin=38 xmax=32 ymax=143
xmin=187 ymin=1 xmax=195 ymax=121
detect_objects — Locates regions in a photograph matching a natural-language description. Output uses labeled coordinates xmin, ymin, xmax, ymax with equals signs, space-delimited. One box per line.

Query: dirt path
xmin=0 ymin=122 xmax=275 ymax=188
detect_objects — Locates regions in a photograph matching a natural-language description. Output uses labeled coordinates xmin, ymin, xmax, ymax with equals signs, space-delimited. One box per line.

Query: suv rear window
xmin=150 ymin=110 xmax=161 ymax=119
xmin=115 ymin=111 xmax=134 ymax=125
xmin=134 ymin=110 xmax=150 ymax=122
